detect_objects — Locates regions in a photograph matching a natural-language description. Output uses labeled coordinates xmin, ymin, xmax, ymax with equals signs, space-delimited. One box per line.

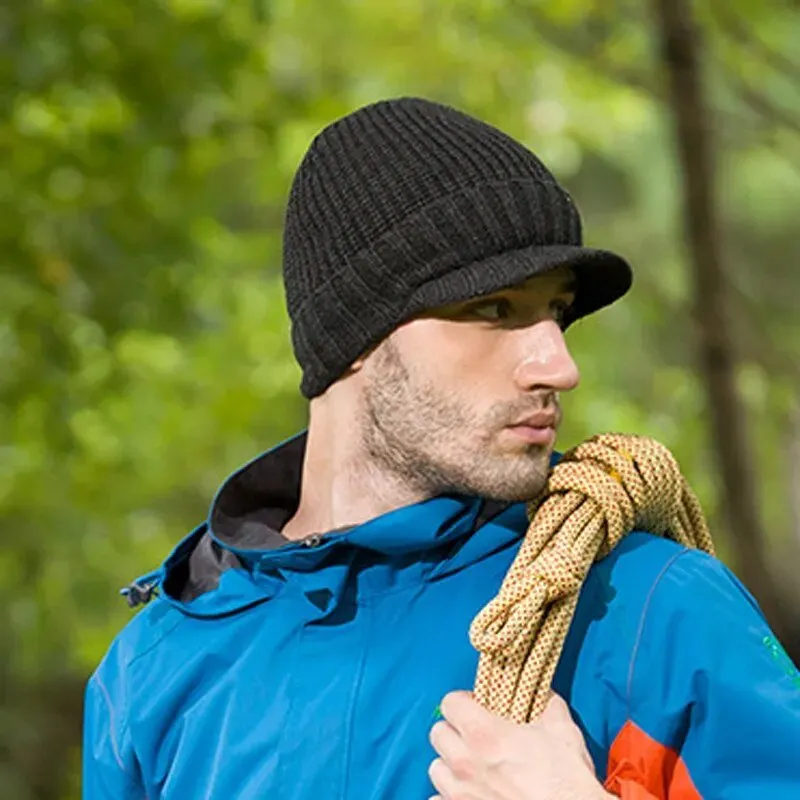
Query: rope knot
xmin=535 ymin=433 xmax=687 ymax=552
xmin=590 ymin=433 xmax=684 ymax=540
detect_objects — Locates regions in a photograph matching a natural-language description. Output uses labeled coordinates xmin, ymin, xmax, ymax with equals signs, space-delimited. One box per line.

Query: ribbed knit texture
xmin=282 ymin=97 xmax=632 ymax=398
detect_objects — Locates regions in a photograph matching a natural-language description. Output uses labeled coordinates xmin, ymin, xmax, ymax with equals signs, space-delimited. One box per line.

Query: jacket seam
xmin=625 ymin=546 xmax=692 ymax=718
xmin=353 ymin=552 xmax=519 ymax=606
xmin=126 ymin=604 xmax=188 ymax=670
xmin=272 ymin=625 xmax=306 ymax=790
xmin=93 ymin=671 xmax=129 ymax=775
xmin=339 ymin=603 xmax=372 ymax=799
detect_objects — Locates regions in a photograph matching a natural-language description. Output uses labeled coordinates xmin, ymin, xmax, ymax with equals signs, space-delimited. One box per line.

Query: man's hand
xmin=428 ymin=691 xmax=613 ymax=800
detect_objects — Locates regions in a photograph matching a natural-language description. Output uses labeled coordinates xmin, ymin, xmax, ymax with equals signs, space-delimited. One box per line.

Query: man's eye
xmin=551 ymin=299 xmax=572 ymax=327
xmin=471 ymin=299 xmax=513 ymax=320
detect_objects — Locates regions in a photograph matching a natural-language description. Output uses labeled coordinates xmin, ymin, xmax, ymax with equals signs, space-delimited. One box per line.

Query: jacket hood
xmin=130 ymin=431 xmax=555 ymax=618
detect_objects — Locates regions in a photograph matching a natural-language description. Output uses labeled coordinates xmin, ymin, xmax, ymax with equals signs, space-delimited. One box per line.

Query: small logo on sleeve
xmin=763 ymin=635 xmax=800 ymax=689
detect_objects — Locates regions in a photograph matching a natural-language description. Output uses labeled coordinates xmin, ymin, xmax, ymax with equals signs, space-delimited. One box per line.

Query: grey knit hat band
xmin=282 ymin=98 xmax=633 ymax=398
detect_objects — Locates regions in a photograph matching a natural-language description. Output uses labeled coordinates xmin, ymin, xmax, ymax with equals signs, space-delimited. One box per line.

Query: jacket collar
xmin=147 ymin=430 xmax=559 ymax=616
xmin=209 ymin=430 xmax=306 ymax=551
xmin=207 ymin=430 xmax=502 ymax=567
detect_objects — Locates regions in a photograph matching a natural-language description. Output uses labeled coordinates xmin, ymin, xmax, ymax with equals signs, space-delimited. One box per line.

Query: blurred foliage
xmin=0 ymin=0 xmax=798 ymax=797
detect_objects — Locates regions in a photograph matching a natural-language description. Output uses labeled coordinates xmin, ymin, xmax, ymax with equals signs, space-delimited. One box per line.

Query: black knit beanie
xmin=282 ymin=97 xmax=632 ymax=399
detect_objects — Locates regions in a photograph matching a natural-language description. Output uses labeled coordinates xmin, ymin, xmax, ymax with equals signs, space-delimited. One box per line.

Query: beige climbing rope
xmin=469 ymin=433 xmax=716 ymax=724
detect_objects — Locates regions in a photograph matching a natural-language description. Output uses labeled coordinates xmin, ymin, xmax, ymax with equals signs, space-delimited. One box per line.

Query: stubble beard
xmin=359 ymin=340 xmax=553 ymax=503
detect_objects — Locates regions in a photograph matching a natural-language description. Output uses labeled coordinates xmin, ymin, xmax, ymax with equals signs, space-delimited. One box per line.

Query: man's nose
xmin=512 ymin=321 xmax=581 ymax=393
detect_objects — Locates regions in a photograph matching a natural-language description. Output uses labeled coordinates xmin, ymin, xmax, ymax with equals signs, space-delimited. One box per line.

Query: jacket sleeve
xmin=83 ymin=648 xmax=146 ymax=800
xmin=604 ymin=548 xmax=800 ymax=799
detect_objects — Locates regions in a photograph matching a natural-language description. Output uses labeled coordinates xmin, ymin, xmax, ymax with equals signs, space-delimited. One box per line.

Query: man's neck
xmin=281 ymin=412 xmax=427 ymax=542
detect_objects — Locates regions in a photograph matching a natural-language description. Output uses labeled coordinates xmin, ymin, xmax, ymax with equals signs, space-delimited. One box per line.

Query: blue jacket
xmin=83 ymin=432 xmax=800 ymax=798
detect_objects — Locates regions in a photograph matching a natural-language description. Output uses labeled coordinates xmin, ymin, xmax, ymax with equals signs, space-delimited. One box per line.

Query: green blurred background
xmin=1 ymin=0 xmax=799 ymax=797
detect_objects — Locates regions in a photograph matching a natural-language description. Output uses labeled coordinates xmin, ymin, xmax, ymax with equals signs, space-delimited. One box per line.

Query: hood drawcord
xmin=120 ymin=571 xmax=162 ymax=608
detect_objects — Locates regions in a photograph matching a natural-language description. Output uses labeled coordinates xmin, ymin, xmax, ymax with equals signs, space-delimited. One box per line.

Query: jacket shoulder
xmin=575 ymin=530 xmax=747 ymax=691
xmin=94 ymin=595 xmax=188 ymax=689
xmin=574 ymin=531 xmax=698 ymax=658
xmin=84 ymin=596 xmax=188 ymax=792
xmin=588 ymin=530 xmax=696 ymax=603
xmin=585 ymin=530 xmax=761 ymax=649
xmin=556 ymin=532 xmax=707 ymax=774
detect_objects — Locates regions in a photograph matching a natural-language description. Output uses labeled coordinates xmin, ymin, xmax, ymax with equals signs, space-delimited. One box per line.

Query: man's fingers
xmin=429 ymin=720 xmax=477 ymax=782
xmin=538 ymin=691 xmax=572 ymax=722
xmin=538 ymin=692 xmax=597 ymax=773
xmin=428 ymin=757 xmax=459 ymax=798
xmin=439 ymin=691 xmax=495 ymax=740
xmin=537 ymin=691 xmax=580 ymax=734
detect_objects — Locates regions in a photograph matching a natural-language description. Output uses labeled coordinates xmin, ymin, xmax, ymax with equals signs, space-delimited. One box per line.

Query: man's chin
xmin=498 ymin=439 xmax=553 ymax=463
xmin=476 ymin=465 xmax=551 ymax=504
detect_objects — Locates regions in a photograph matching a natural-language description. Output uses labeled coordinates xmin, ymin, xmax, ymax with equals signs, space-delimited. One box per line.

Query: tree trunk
xmin=650 ymin=0 xmax=788 ymax=636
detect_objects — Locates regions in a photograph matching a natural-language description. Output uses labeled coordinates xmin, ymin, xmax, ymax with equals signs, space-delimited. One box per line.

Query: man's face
xmin=358 ymin=266 xmax=580 ymax=502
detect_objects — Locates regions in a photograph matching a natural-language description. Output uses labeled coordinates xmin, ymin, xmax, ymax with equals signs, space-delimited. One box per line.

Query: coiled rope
xmin=469 ymin=433 xmax=716 ymax=724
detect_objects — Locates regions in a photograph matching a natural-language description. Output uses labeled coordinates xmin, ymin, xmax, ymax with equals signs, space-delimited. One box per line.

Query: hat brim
xmin=408 ymin=243 xmax=632 ymax=327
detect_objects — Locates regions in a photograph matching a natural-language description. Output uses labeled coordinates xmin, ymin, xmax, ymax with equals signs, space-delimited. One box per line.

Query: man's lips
xmin=510 ymin=411 xmax=559 ymax=429
xmin=505 ymin=411 xmax=559 ymax=446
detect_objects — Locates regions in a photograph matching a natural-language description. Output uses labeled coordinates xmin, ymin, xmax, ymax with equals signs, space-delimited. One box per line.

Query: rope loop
xmin=470 ymin=433 xmax=716 ymax=723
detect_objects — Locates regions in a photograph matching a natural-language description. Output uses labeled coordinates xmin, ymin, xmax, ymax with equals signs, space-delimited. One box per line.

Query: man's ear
xmin=342 ymin=354 xmax=367 ymax=378
xmin=348 ymin=341 xmax=381 ymax=374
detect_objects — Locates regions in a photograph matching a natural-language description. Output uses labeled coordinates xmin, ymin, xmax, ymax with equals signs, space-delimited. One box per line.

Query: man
xmin=83 ymin=98 xmax=800 ymax=799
